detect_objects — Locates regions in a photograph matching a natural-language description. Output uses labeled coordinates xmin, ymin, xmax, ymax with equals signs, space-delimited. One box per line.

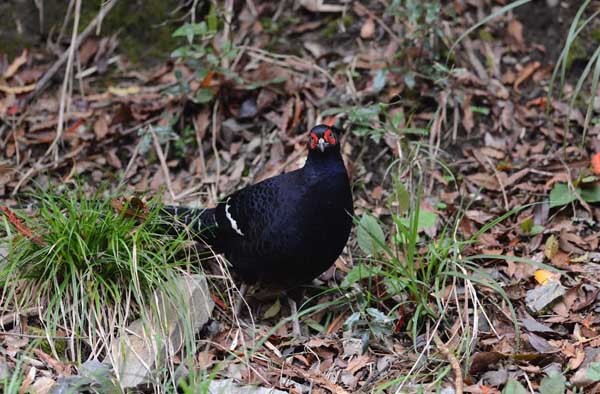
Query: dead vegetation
xmin=1 ymin=0 xmax=600 ymax=393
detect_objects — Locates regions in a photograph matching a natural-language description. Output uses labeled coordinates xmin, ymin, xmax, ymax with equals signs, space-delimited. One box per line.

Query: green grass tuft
xmin=0 ymin=186 xmax=212 ymax=389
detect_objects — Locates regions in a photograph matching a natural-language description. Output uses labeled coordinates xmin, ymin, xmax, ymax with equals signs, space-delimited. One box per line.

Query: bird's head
xmin=308 ymin=124 xmax=340 ymax=153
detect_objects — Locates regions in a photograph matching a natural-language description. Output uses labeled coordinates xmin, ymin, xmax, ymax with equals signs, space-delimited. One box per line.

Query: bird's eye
xmin=324 ymin=129 xmax=336 ymax=145
xmin=310 ymin=132 xmax=319 ymax=149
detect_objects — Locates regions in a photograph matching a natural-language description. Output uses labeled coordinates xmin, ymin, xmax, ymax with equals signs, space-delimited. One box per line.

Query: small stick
xmin=150 ymin=128 xmax=176 ymax=202
xmin=46 ymin=0 xmax=82 ymax=160
xmin=433 ymin=333 xmax=463 ymax=394
xmin=233 ymin=283 xmax=248 ymax=316
xmin=287 ymin=297 xmax=301 ymax=337
xmin=25 ymin=0 xmax=117 ymax=107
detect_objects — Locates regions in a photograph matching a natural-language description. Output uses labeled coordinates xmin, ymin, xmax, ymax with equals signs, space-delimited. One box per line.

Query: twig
xmin=433 ymin=333 xmax=463 ymax=394
xmin=46 ymin=0 xmax=82 ymax=161
xmin=11 ymin=145 xmax=85 ymax=195
xmin=462 ymin=38 xmax=488 ymax=82
xmin=246 ymin=0 xmax=258 ymax=17
xmin=484 ymin=156 xmax=509 ymax=211
xmin=25 ymin=0 xmax=117 ymax=107
xmin=0 ymin=307 xmax=40 ymax=329
xmin=211 ymin=98 xmax=221 ymax=200
xmin=74 ymin=55 xmax=120 ymax=79
xmin=241 ymin=46 xmax=335 ymax=84
xmin=150 ymin=128 xmax=176 ymax=202
xmin=120 ymin=138 xmax=144 ymax=185
xmin=287 ymin=297 xmax=301 ymax=337
xmin=221 ymin=0 xmax=235 ymax=69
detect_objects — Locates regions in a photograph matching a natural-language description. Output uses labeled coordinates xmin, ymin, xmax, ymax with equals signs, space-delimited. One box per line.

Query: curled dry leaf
xmin=513 ymin=62 xmax=541 ymax=93
xmin=360 ymin=17 xmax=375 ymax=39
xmin=507 ymin=19 xmax=524 ymax=49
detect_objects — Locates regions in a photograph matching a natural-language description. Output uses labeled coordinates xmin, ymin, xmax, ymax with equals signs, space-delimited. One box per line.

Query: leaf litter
xmin=1 ymin=1 xmax=600 ymax=393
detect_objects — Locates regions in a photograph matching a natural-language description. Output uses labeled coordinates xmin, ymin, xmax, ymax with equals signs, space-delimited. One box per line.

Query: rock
xmin=30 ymin=377 xmax=56 ymax=394
xmin=0 ymin=356 xmax=11 ymax=380
xmin=208 ymin=379 xmax=287 ymax=394
xmin=525 ymin=281 xmax=565 ymax=313
xmin=109 ymin=274 xmax=214 ymax=388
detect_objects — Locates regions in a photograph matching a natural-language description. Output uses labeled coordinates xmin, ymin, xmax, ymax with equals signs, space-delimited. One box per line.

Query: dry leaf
xmin=544 ymin=235 xmax=559 ymax=259
xmin=507 ymin=20 xmax=524 ymax=49
xmin=467 ymin=173 xmax=501 ymax=191
xmin=534 ymin=269 xmax=559 ymax=285
xmin=360 ymin=17 xmax=375 ymax=39
xmin=300 ymin=0 xmax=345 ymax=12
xmin=93 ymin=115 xmax=109 ymax=140
xmin=108 ymin=85 xmax=141 ymax=96
xmin=514 ymin=62 xmax=541 ymax=93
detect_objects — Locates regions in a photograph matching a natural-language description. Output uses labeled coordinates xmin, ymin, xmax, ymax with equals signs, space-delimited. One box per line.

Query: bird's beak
xmin=318 ymin=138 xmax=326 ymax=152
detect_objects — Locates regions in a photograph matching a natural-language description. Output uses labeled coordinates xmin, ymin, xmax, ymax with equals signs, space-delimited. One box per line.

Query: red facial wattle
xmin=324 ymin=129 xmax=336 ymax=145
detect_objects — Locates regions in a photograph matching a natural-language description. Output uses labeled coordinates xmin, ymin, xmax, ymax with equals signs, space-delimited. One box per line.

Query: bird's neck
xmin=304 ymin=149 xmax=346 ymax=177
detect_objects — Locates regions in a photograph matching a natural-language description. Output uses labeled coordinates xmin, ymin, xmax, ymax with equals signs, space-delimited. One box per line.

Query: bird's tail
xmin=160 ymin=205 xmax=219 ymax=245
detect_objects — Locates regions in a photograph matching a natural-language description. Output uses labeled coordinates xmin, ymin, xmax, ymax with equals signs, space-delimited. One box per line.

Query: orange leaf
xmin=534 ymin=269 xmax=559 ymax=285
xmin=591 ymin=152 xmax=600 ymax=175
xmin=65 ymin=118 xmax=85 ymax=135
xmin=211 ymin=293 xmax=227 ymax=310
xmin=514 ymin=61 xmax=540 ymax=93
xmin=1 ymin=206 xmax=44 ymax=246
xmin=526 ymin=96 xmax=547 ymax=108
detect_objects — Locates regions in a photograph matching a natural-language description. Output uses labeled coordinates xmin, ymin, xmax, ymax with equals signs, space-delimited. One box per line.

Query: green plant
xmin=322 ymin=104 xmax=428 ymax=143
xmin=0 ymin=186 xmax=212 ymax=390
xmin=335 ymin=141 xmax=553 ymax=389
xmin=386 ymin=0 xmax=441 ymax=43
xmin=168 ymin=4 xmax=239 ymax=104
xmin=548 ymin=0 xmax=600 ymax=144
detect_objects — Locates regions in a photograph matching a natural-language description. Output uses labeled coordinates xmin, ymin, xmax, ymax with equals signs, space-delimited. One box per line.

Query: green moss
xmin=321 ymin=14 xmax=355 ymax=39
xmin=591 ymin=28 xmax=600 ymax=43
xmin=260 ymin=18 xmax=281 ymax=34
xmin=29 ymin=326 xmax=69 ymax=359
xmin=478 ymin=29 xmax=494 ymax=42
xmin=0 ymin=37 xmax=31 ymax=58
xmin=79 ymin=0 xmax=183 ymax=63
xmin=322 ymin=17 xmax=340 ymax=39
xmin=564 ymin=38 xmax=588 ymax=70
xmin=340 ymin=14 xmax=355 ymax=28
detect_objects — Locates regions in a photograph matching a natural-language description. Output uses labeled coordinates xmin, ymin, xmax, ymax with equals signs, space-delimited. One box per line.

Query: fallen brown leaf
xmin=360 ymin=17 xmax=375 ymax=39
xmin=507 ymin=20 xmax=524 ymax=49
xmin=514 ymin=62 xmax=541 ymax=93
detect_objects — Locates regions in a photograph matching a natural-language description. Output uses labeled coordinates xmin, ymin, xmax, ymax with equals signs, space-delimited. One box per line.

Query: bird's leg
xmin=287 ymin=296 xmax=302 ymax=337
xmin=233 ymin=283 xmax=248 ymax=316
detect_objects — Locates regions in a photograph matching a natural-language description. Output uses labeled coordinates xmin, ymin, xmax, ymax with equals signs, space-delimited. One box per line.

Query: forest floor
xmin=1 ymin=1 xmax=600 ymax=393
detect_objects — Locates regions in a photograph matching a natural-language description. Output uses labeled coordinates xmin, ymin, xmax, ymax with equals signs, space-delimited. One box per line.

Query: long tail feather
xmin=160 ymin=205 xmax=219 ymax=245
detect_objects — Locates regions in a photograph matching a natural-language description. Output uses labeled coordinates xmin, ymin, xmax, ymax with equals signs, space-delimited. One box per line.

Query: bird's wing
xmin=215 ymin=176 xmax=284 ymax=240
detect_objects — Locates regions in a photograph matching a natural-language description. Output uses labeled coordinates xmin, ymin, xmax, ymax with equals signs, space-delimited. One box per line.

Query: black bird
xmin=164 ymin=124 xmax=353 ymax=288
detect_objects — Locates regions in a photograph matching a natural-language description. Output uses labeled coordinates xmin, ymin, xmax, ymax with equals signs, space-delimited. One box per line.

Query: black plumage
xmin=164 ymin=125 xmax=353 ymax=287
